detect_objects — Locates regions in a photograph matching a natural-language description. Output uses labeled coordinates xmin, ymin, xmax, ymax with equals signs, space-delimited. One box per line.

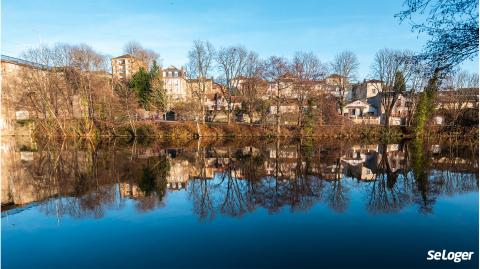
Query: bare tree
xmin=113 ymin=81 xmax=138 ymax=136
xmin=216 ymin=46 xmax=248 ymax=124
xmin=237 ymin=51 xmax=266 ymax=125
xmin=18 ymin=43 xmax=110 ymax=136
xmin=263 ymin=56 xmax=293 ymax=135
xmin=20 ymin=45 xmax=69 ymax=135
xmin=186 ymin=40 xmax=215 ymax=127
xmin=124 ymin=41 xmax=159 ymax=68
xmin=404 ymin=60 xmax=429 ymax=126
xmin=443 ymin=69 xmax=479 ymax=89
xmin=437 ymin=69 xmax=479 ymax=125
xmin=69 ymin=44 xmax=109 ymax=132
xmin=330 ymin=51 xmax=359 ymax=113
xmin=371 ymin=49 xmax=413 ymax=127
xmin=292 ymin=51 xmax=326 ymax=127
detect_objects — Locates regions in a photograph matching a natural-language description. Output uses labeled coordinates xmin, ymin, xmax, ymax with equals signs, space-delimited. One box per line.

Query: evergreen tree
xmin=129 ymin=67 xmax=151 ymax=108
xmin=302 ymin=99 xmax=315 ymax=137
xmin=393 ymin=71 xmax=406 ymax=93
xmin=414 ymin=69 xmax=439 ymax=136
xmin=149 ymin=61 xmax=167 ymax=112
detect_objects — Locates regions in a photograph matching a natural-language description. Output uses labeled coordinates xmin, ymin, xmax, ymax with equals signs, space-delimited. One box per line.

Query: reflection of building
xmin=341 ymin=145 xmax=380 ymax=181
xmin=339 ymin=144 xmax=409 ymax=180
xmin=119 ymin=183 xmax=145 ymax=199
xmin=167 ymin=159 xmax=192 ymax=190
xmin=1 ymin=148 xmax=88 ymax=207
xmin=321 ymin=164 xmax=344 ymax=181
xmin=264 ymin=145 xmax=301 ymax=180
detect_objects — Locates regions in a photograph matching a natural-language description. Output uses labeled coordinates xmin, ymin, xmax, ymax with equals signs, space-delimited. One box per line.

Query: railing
xmin=348 ymin=116 xmax=381 ymax=125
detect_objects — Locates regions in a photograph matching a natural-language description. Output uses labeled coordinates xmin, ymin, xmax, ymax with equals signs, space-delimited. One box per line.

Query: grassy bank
xmin=107 ymin=121 xmax=410 ymax=142
xmin=18 ymin=119 xmax=477 ymax=145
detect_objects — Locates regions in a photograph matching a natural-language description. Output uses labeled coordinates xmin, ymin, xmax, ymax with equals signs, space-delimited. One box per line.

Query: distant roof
xmin=436 ymin=88 xmax=479 ymax=102
xmin=364 ymin=79 xmax=383 ymax=83
xmin=187 ymin=78 xmax=213 ymax=83
xmin=1 ymin=54 xmax=49 ymax=69
xmin=438 ymin=88 xmax=478 ymax=95
xmin=163 ymin=65 xmax=183 ymax=71
xmin=345 ymin=100 xmax=369 ymax=108
xmin=112 ymin=54 xmax=137 ymax=59
xmin=86 ymin=70 xmax=112 ymax=76
xmin=327 ymin=74 xmax=346 ymax=79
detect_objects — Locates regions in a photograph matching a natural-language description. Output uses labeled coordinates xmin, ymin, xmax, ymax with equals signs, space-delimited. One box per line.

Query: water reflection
xmin=2 ymin=138 xmax=478 ymax=221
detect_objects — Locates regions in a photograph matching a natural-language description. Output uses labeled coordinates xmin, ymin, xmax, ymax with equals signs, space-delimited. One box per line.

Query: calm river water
xmin=1 ymin=138 xmax=478 ymax=269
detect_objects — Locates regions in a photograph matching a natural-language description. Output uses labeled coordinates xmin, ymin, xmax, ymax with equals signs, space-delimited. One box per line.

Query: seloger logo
xmin=427 ymin=250 xmax=474 ymax=263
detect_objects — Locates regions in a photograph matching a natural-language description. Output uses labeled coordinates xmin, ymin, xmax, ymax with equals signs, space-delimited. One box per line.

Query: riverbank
xmin=9 ymin=119 xmax=478 ymax=144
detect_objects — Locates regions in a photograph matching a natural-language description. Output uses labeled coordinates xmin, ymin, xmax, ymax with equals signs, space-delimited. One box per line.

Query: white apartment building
xmin=163 ymin=66 xmax=188 ymax=101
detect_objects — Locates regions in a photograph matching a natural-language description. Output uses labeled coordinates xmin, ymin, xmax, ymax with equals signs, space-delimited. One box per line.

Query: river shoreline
xmin=4 ymin=120 xmax=478 ymax=148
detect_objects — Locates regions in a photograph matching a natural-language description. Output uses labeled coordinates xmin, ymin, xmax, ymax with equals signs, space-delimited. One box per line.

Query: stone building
xmin=1 ymin=55 xmax=49 ymax=134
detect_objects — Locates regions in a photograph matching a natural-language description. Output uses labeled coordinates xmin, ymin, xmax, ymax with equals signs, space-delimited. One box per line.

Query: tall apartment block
xmin=111 ymin=54 xmax=147 ymax=81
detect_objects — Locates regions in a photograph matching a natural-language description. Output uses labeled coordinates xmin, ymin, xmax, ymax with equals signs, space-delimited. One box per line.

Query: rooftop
xmin=112 ymin=54 xmax=137 ymax=60
xmin=1 ymin=54 xmax=49 ymax=69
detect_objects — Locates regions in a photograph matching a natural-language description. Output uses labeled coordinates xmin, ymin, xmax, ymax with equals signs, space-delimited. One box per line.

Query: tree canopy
xmin=396 ymin=0 xmax=479 ymax=69
xmin=129 ymin=67 xmax=151 ymax=108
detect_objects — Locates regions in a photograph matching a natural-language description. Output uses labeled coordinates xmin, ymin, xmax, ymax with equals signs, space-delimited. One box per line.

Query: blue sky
xmin=2 ymin=0 xmax=478 ymax=78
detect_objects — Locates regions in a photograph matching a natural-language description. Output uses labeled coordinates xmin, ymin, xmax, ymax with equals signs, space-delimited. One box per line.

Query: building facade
xmin=111 ymin=54 xmax=147 ymax=81
xmin=163 ymin=66 xmax=188 ymax=100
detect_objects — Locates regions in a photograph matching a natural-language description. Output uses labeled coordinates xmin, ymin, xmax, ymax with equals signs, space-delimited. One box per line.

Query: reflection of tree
xmin=410 ymin=138 xmax=436 ymax=213
xmin=219 ymin=172 xmax=248 ymax=217
xmin=366 ymin=144 xmax=406 ymax=214
xmin=366 ymin=140 xmax=478 ymax=215
xmin=8 ymin=141 xmax=173 ymax=218
xmin=326 ymin=179 xmax=348 ymax=213
xmin=5 ymin=139 xmax=478 ymax=221
xmin=367 ymin=174 xmax=404 ymax=214
xmin=188 ymin=145 xmax=216 ymax=222
xmin=189 ymin=179 xmax=215 ymax=222
xmin=323 ymin=145 xmax=349 ymax=213
xmin=135 ymin=156 xmax=169 ymax=211
xmin=187 ymin=142 xmax=327 ymax=221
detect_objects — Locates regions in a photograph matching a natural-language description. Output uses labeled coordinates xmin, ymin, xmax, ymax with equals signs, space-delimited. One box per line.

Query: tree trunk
xmin=201 ymin=97 xmax=206 ymax=124
xmin=196 ymin=117 xmax=202 ymax=137
xmin=276 ymin=113 xmax=281 ymax=136
xmin=276 ymin=101 xmax=281 ymax=136
xmin=385 ymin=110 xmax=391 ymax=128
